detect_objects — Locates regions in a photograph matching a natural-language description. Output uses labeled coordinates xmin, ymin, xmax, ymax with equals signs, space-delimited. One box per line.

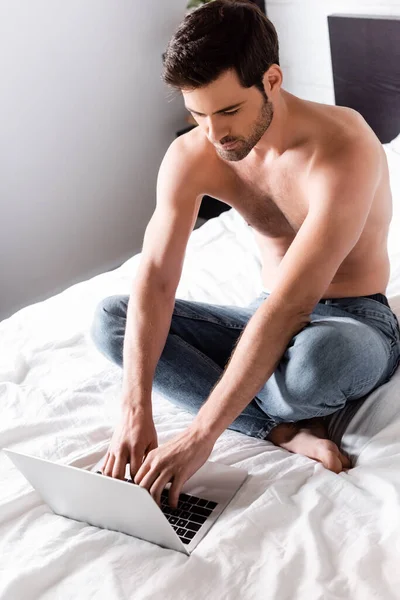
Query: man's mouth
xmin=220 ymin=140 xmax=239 ymax=150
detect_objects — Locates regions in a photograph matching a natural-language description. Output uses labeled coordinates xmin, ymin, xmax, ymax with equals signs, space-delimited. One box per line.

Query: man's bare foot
xmin=266 ymin=418 xmax=352 ymax=473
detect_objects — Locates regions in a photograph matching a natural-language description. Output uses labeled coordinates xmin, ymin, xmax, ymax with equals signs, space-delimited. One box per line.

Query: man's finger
xmin=169 ymin=475 xmax=185 ymax=509
xmin=103 ymin=453 xmax=115 ymax=477
xmin=133 ymin=454 xmax=152 ymax=484
xmin=101 ymin=449 xmax=110 ymax=473
xmin=136 ymin=463 xmax=161 ymax=491
xmin=112 ymin=450 xmax=128 ymax=480
xmin=149 ymin=472 xmax=173 ymax=507
xmin=129 ymin=449 xmax=144 ymax=480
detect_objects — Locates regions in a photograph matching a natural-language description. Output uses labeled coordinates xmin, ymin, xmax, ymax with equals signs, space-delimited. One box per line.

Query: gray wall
xmin=0 ymin=0 xmax=187 ymax=322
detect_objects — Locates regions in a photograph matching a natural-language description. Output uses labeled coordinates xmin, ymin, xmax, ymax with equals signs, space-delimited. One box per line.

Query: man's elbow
xmin=291 ymin=312 xmax=312 ymax=335
xmin=280 ymin=305 xmax=312 ymax=336
xmin=269 ymin=308 xmax=312 ymax=342
xmin=267 ymin=293 xmax=313 ymax=334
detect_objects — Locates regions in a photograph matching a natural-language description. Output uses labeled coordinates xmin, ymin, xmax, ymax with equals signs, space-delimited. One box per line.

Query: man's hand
xmin=133 ymin=426 xmax=215 ymax=509
xmin=101 ymin=405 xmax=158 ymax=480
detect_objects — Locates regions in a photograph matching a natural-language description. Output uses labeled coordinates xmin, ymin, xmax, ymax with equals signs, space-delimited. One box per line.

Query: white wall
xmin=267 ymin=0 xmax=400 ymax=104
xmin=0 ymin=0 xmax=188 ymax=322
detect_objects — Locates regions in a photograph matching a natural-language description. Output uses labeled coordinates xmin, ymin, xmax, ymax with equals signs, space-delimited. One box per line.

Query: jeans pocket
xmin=380 ymin=348 xmax=400 ymax=385
xmin=362 ymin=312 xmax=398 ymax=349
xmin=331 ymin=299 xmax=400 ymax=349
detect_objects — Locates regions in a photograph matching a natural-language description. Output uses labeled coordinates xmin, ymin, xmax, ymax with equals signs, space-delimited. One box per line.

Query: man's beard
xmin=217 ymin=95 xmax=274 ymax=162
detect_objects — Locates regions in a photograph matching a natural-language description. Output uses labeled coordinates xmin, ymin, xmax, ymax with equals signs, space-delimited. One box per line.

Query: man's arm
xmin=189 ymin=139 xmax=381 ymax=441
xmin=121 ymin=136 xmax=204 ymax=411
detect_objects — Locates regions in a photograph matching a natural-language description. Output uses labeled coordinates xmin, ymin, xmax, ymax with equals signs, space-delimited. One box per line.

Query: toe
xmin=340 ymin=451 xmax=352 ymax=469
xmin=315 ymin=439 xmax=344 ymax=473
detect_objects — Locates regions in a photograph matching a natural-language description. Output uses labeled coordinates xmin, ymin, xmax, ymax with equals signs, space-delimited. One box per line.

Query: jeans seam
xmin=174 ymin=334 xmax=224 ymax=375
xmin=346 ymin=376 xmax=381 ymax=396
xmin=172 ymin=335 xmax=273 ymax=439
xmin=102 ymin=306 xmax=123 ymax=318
xmin=379 ymin=349 xmax=400 ymax=384
xmin=173 ymin=310 xmax=245 ymax=330
xmin=344 ymin=307 xmax=397 ymax=330
xmin=340 ymin=310 xmax=398 ymax=347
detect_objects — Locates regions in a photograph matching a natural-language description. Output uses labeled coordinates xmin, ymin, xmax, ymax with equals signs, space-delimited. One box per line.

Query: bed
xmin=2 ymin=13 xmax=400 ymax=600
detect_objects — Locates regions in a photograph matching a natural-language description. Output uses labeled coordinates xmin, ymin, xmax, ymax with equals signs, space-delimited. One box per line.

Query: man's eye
xmin=189 ymin=109 xmax=239 ymax=118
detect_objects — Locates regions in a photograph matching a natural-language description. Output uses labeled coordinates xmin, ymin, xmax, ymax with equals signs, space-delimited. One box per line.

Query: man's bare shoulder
xmin=330 ymin=106 xmax=382 ymax=154
xmin=306 ymin=107 xmax=383 ymax=208
xmin=177 ymin=124 xmax=217 ymax=157
xmin=168 ymin=126 xmax=228 ymax=191
xmin=309 ymin=105 xmax=383 ymax=177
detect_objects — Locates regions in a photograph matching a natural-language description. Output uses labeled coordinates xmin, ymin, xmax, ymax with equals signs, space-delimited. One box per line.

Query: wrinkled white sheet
xmin=2 ymin=186 xmax=400 ymax=599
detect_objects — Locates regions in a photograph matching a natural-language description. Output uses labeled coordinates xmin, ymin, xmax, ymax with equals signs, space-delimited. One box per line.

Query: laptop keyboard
xmin=96 ymin=471 xmax=218 ymax=545
xmin=159 ymin=488 xmax=218 ymax=544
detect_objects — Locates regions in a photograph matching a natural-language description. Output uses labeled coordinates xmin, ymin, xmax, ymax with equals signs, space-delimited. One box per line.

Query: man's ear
xmin=262 ymin=65 xmax=282 ymax=94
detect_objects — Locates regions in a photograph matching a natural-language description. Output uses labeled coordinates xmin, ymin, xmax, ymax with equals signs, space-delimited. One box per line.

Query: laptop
xmin=3 ymin=448 xmax=248 ymax=556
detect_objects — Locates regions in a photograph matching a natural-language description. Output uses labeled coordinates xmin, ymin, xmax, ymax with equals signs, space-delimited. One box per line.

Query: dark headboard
xmin=250 ymin=0 xmax=266 ymax=13
xmin=328 ymin=14 xmax=400 ymax=143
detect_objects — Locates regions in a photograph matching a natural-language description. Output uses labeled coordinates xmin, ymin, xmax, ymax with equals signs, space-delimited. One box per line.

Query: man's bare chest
xmin=211 ymin=161 xmax=310 ymax=239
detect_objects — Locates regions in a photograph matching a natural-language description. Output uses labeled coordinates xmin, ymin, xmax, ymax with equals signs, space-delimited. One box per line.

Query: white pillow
xmin=385 ymin=141 xmax=400 ymax=207
xmin=384 ymin=140 xmax=400 ymax=296
xmin=389 ymin=131 xmax=400 ymax=155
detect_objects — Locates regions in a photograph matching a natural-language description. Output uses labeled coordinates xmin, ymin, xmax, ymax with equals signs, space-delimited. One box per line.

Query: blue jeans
xmin=90 ymin=291 xmax=400 ymax=444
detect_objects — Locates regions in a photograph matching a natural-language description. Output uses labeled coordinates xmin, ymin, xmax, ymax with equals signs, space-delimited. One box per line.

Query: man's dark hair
xmin=161 ymin=0 xmax=280 ymax=96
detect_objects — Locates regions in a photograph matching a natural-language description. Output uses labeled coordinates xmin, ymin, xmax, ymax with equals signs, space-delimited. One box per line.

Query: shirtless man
xmin=91 ymin=0 xmax=398 ymax=509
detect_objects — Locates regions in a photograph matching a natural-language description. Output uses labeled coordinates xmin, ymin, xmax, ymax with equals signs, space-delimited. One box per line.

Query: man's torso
xmin=182 ymin=96 xmax=392 ymax=299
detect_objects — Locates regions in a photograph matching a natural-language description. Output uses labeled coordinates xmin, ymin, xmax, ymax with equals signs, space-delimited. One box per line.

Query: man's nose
xmin=206 ymin=117 xmax=228 ymax=145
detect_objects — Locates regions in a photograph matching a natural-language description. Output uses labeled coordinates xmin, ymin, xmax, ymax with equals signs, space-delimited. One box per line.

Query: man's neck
xmin=250 ymin=90 xmax=309 ymax=163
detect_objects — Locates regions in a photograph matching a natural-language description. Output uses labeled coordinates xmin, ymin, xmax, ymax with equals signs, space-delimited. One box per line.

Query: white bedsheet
xmin=2 ymin=172 xmax=400 ymax=598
